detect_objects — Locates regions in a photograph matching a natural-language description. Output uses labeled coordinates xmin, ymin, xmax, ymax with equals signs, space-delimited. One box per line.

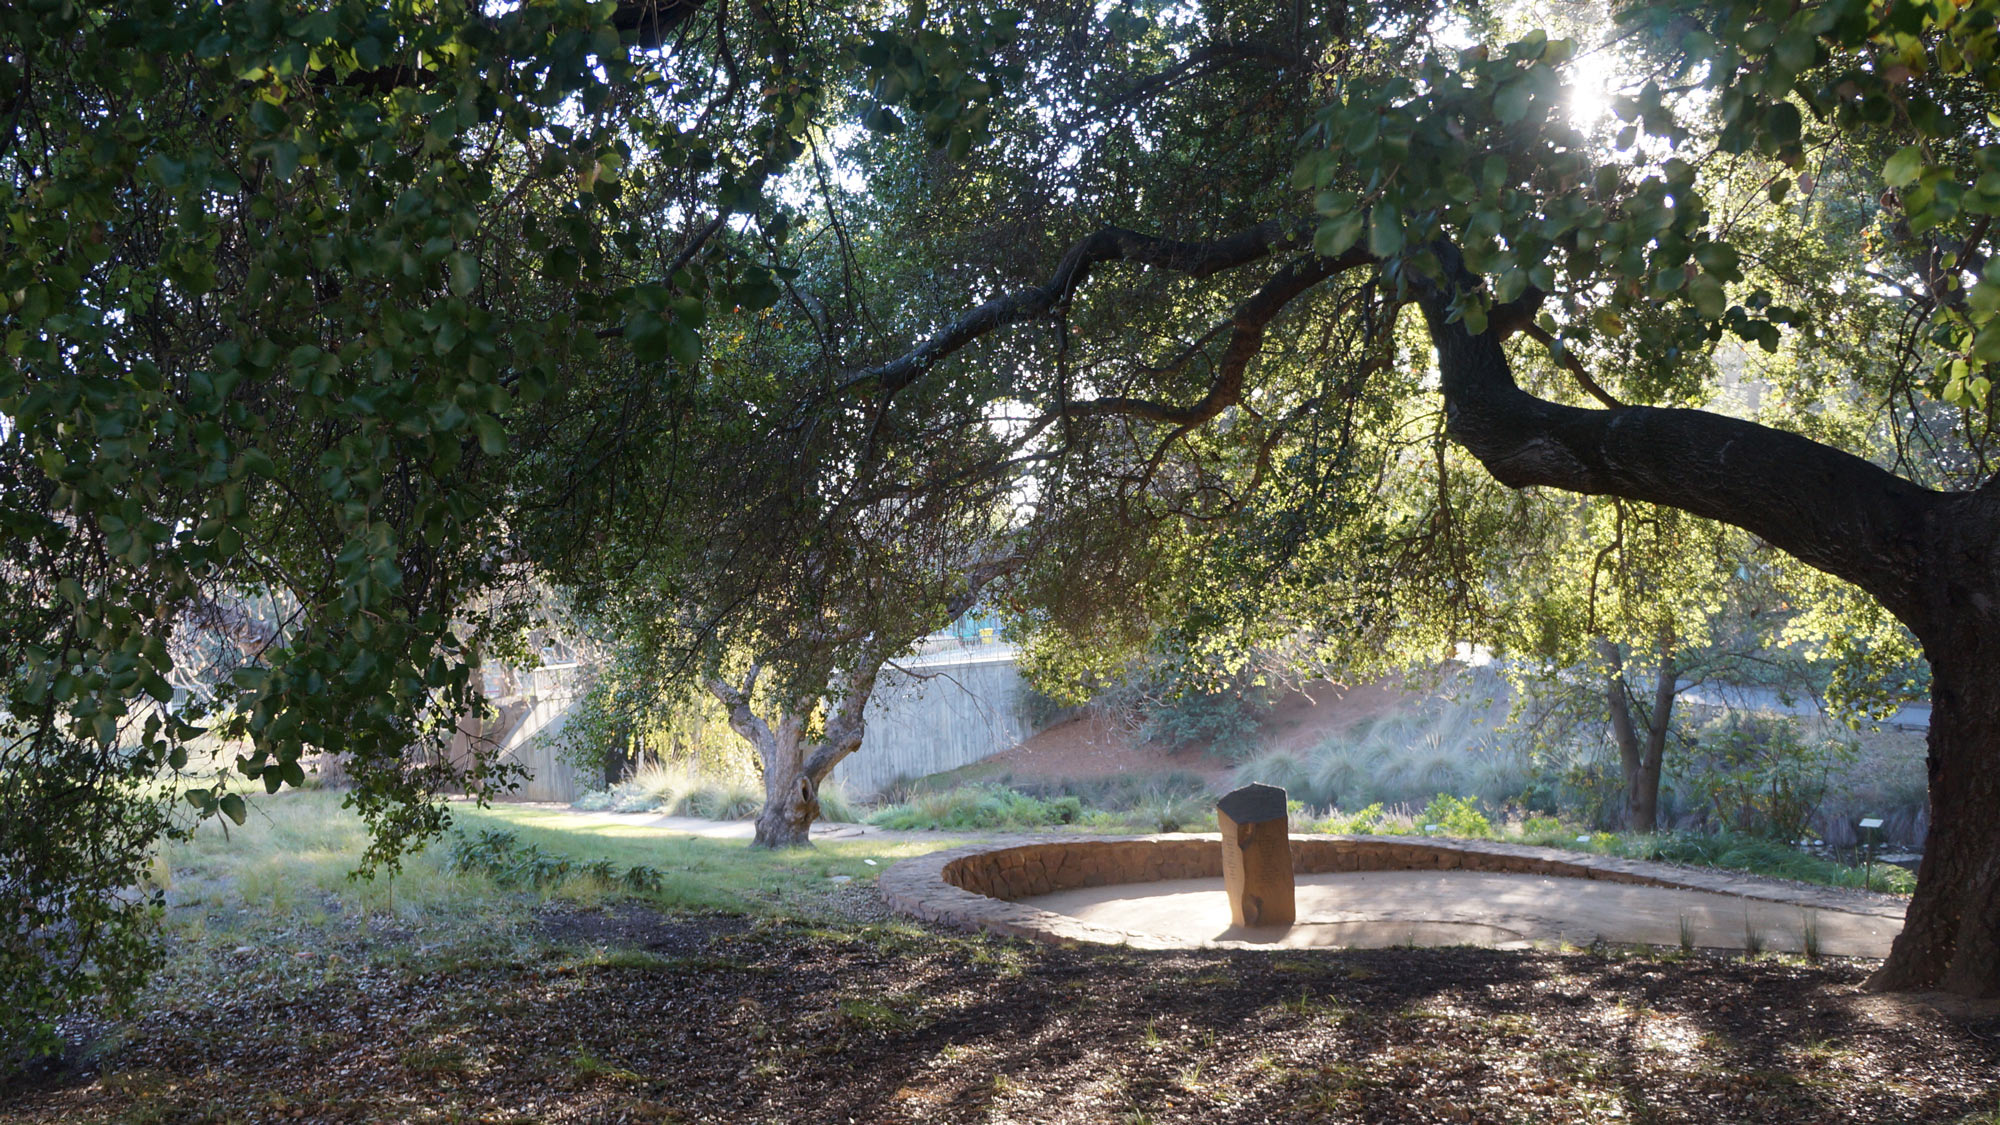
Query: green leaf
xmin=473 ymin=414 xmax=507 ymax=457
xmin=863 ymin=105 xmax=904 ymax=133
xmin=1692 ymin=242 xmax=1742 ymax=280
xmin=219 ymin=793 xmax=247 ymax=824
xmin=1773 ymin=30 xmax=1816 ymax=76
xmin=1765 ymin=102 xmax=1801 ymax=145
xmin=1494 ymin=79 xmax=1531 ymax=125
xmin=667 ymin=322 xmax=701 ymax=368
xmin=449 ymin=252 xmax=480 ymax=297
xmin=1687 ymin=272 xmax=1727 ymax=319
xmin=1314 ymin=211 xmax=1365 ymax=258
xmin=1368 ymin=206 xmax=1404 ymax=258
xmin=1883 ymin=146 xmax=1925 ymax=188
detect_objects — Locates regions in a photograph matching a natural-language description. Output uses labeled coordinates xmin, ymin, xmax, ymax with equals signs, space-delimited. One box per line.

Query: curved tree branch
xmin=1411 ymin=246 xmax=1946 ymax=629
xmin=1518 ymin=323 xmax=1624 ymax=409
xmin=1057 ymin=249 xmax=1365 ymax=426
xmin=839 ymin=219 xmax=1307 ymax=398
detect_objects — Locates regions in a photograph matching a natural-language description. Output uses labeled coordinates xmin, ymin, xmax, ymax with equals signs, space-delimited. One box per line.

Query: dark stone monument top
xmin=1216 ymin=782 xmax=1287 ymax=826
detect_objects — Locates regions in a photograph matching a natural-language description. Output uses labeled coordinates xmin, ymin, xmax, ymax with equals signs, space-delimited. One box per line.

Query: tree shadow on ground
xmin=6 ymin=912 xmax=1998 ymax=1124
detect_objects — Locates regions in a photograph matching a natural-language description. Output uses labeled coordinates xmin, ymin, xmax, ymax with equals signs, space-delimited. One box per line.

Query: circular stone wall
xmin=878 ymin=834 xmax=1907 ymax=952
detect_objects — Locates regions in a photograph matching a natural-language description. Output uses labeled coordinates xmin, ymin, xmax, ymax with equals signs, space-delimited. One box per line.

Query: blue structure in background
xmin=941 ymin=610 xmax=1004 ymax=645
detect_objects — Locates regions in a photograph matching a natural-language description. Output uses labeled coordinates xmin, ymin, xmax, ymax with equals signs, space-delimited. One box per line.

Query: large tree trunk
xmin=1870 ymin=501 xmax=2000 ymax=995
xmin=707 ymin=667 xmax=882 ymax=851
xmin=1410 ymin=253 xmax=2000 ymax=995
xmin=752 ymin=716 xmax=818 ymax=848
xmin=701 ymin=557 xmax=1018 ymax=851
xmin=603 ymin=719 xmax=633 ymax=789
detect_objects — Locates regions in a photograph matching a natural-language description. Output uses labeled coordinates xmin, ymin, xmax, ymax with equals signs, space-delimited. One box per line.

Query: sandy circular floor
xmin=1020 ymin=869 xmax=1902 ymax=955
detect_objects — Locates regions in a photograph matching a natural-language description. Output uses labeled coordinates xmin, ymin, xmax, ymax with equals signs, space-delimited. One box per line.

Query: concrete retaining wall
xmin=831 ymin=647 xmax=1040 ymax=797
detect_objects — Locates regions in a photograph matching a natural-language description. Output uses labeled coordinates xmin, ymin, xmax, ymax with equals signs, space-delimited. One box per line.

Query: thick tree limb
xmin=1057 ymin=249 xmax=1364 ymax=426
xmin=1412 ymin=247 xmax=1945 ymax=628
xmin=1103 ymin=41 xmax=1303 ymax=112
xmin=705 ymin=663 xmax=777 ymax=756
xmin=840 ymin=220 xmax=1305 ymax=397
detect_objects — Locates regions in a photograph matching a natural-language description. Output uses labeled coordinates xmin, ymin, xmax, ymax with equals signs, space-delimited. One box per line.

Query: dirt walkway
xmin=486 ymin=801 xmax=912 ymax=842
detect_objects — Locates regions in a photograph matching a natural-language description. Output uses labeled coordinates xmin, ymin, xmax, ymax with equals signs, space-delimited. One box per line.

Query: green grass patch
xmin=1292 ymin=794 xmax=1913 ymax=895
xmin=454 ymin=801 xmax=962 ymax=913
xmin=140 ymin=789 xmax=970 ymax=1006
xmin=1551 ymin=827 xmax=1918 ymax=895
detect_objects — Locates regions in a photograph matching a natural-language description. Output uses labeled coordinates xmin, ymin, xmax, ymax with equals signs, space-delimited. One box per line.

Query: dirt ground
xmin=7 ymin=900 xmax=1996 ymax=1125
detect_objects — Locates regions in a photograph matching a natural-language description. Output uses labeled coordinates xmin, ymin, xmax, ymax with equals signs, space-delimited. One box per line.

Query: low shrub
xmin=572 ymin=761 xmax=762 ymax=820
xmin=1228 ymin=694 xmax=1526 ymax=812
xmin=620 ymin=864 xmax=665 ymax=893
xmin=1005 ymin=770 xmax=1210 ymax=811
xmin=1620 ymin=830 xmax=1916 ymax=893
xmin=1124 ymin=790 xmax=1214 ymax=833
xmin=448 ymin=829 xmax=524 ymax=875
xmin=1507 ymin=818 xmax=1915 ymax=894
xmin=1139 ymin=686 xmax=1273 ymax=760
xmin=816 ymin=779 xmax=860 ymax=824
xmin=1300 ymin=802 xmax=1404 ymax=835
xmin=683 ymin=776 xmax=762 ymax=820
xmin=1418 ymin=794 xmax=1494 ymax=838
xmin=867 ymin=785 xmax=1086 ymax=831
xmin=447 ymin=828 xmax=671 ymax=892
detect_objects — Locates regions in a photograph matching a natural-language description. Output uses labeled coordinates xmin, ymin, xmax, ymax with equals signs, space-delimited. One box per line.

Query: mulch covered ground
xmin=5 ymin=902 xmax=1997 ymax=1124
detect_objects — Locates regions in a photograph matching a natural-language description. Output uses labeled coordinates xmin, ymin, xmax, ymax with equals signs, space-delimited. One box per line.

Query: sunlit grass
xmin=156 ymin=789 xmax=966 ymax=932
xmin=455 ymin=800 xmax=962 ymax=915
xmin=137 ymin=789 xmax=972 ymax=1009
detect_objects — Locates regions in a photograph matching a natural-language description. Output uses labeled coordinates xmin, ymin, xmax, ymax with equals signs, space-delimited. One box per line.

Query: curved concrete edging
xmin=878 ymin=833 xmax=1909 ymax=951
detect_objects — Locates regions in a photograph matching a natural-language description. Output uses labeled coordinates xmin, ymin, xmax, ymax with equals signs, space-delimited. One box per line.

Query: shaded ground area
xmin=5 ymin=905 xmax=1996 ymax=1124
xmin=1026 ymin=871 xmax=1903 ymax=956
